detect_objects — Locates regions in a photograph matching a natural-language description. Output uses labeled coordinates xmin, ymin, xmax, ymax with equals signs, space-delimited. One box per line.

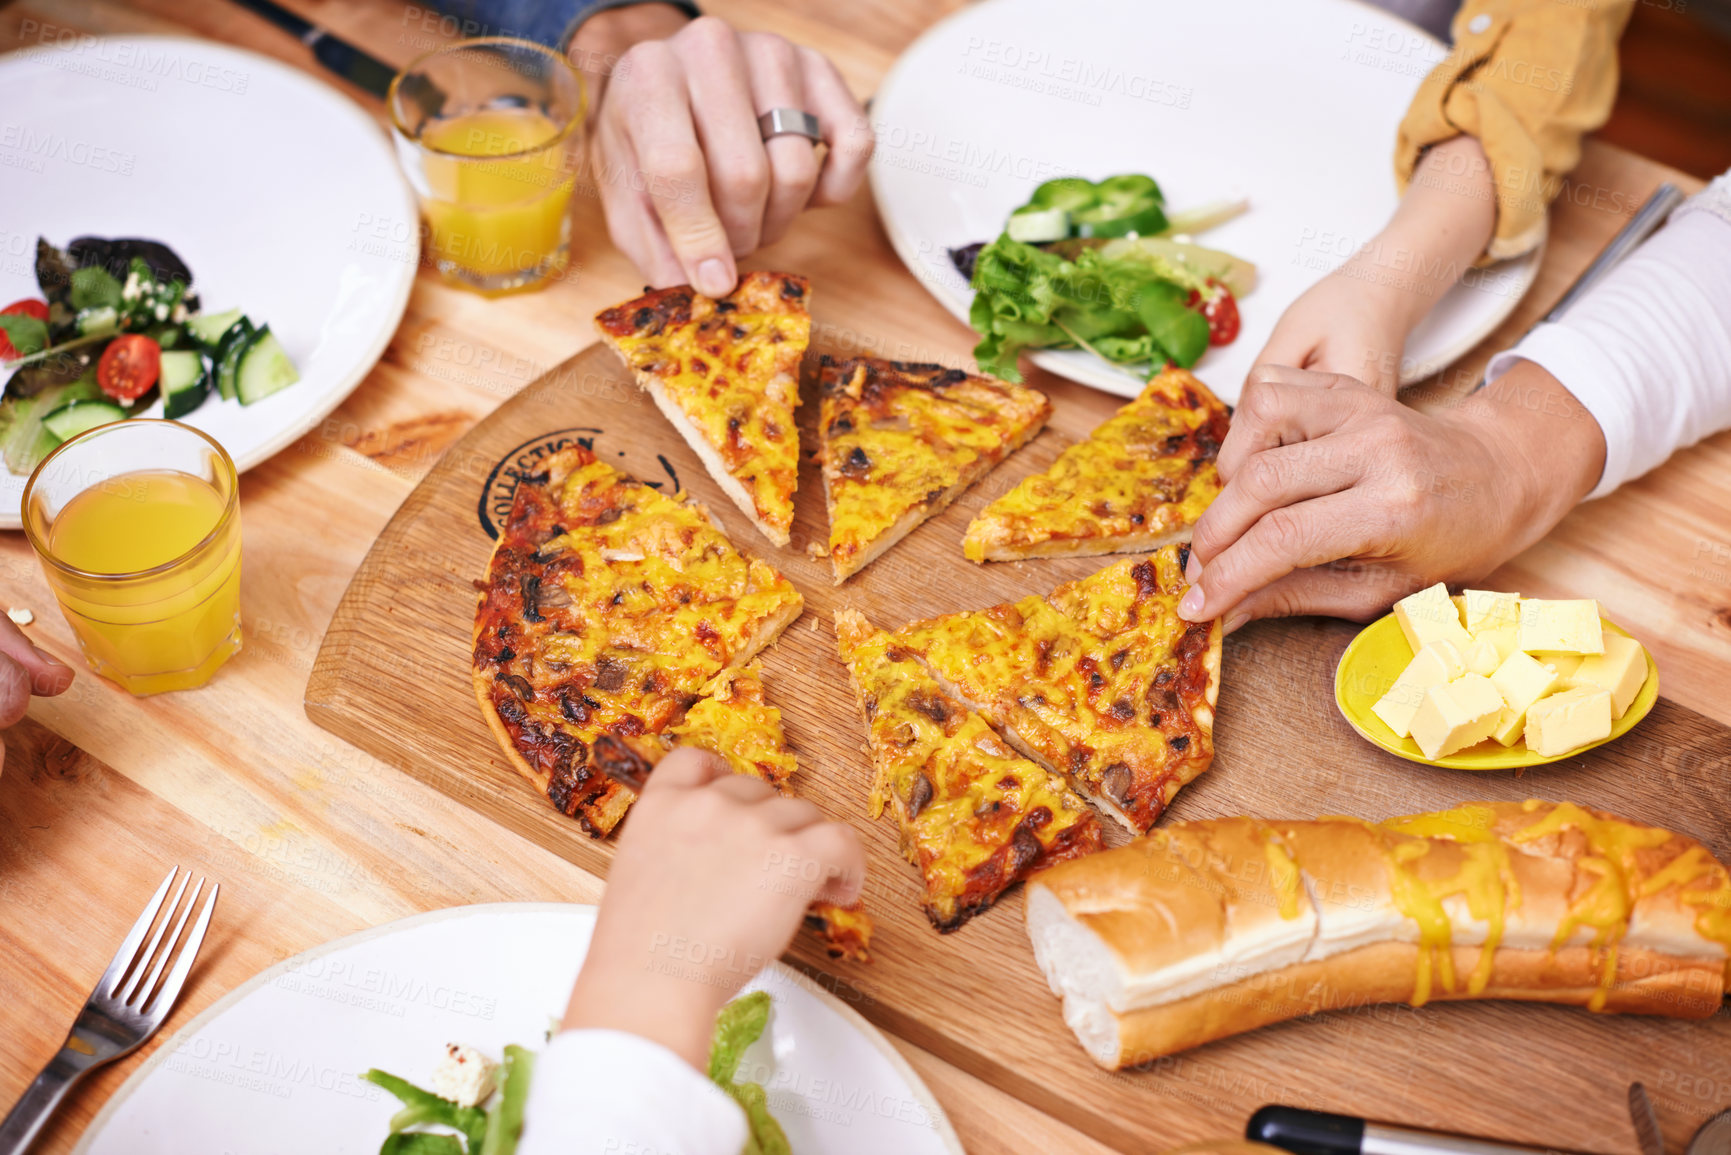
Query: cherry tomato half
xmin=1185 ymin=280 xmax=1241 ymax=347
xmin=97 ymin=333 xmax=161 ymax=402
xmin=0 ymin=298 xmax=50 ymax=360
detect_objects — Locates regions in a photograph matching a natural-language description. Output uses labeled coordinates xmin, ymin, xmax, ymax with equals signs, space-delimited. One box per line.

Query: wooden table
xmin=0 ymin=2 xmax=1724 ymax=1153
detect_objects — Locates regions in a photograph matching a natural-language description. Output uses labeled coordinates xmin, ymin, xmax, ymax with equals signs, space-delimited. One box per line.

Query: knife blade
xmin=226 ymin=0 xmax=398 ymax=98
xmin=1631 ymin=1083 xmax=1666 ymax=1155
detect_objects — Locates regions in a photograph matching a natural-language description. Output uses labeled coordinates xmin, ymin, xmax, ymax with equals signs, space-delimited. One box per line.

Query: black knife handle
xmin=1250 ymin=1106 xmax=1367 ymax=1155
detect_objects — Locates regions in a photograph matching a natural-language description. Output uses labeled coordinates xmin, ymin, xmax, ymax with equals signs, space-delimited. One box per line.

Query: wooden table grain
xmin=0 ymin=2 xmax=1724 ymax=1154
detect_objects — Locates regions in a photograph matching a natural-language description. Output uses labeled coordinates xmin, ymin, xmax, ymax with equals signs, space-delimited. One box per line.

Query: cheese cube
xmin=431 ymin=1043 xmax=498 ymax=1108
xmin=1544 ymin=654 xmax=1583 ymax=681
xmin=1371 ymin=640 xmax=1467 ymax=739
xmin=1393 ymin=583 xmax=1473 ymax=654
xmin=1524 ymin=686 xmax=1613 ymax=757
xmin=1463 ymin=637 xmax=1502 ymax=677
xmin=1462 ymin=589 xmax=1521 ymax=634
xmin=1568 ymin=632 xmax=1647 ymax=719
xmin=1409 ymin=674 xmax=1504 ymax=760
xmin=1488 ymin=650 xmax=1562 ymax=746
xmin=1518 ymin=599 xmax=1605 ymax=656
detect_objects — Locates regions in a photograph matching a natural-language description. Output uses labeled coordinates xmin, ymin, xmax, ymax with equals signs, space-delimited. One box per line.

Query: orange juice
xmin=26 ymin=427 xmax=244 ymax=698
xmin=418 ymin=107 xmax=576 ymax=290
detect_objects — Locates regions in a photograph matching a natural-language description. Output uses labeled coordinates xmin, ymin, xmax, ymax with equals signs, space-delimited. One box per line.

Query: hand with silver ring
xmin=581 ymin=14 xmax=874 ymax=296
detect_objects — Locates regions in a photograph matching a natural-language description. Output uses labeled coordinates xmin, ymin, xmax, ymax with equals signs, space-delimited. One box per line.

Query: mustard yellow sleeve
xmin=1395 ymin=0 xmax=1633 ymax=260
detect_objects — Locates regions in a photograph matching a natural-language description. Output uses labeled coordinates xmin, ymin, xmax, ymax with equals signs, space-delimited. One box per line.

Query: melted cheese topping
xmin=669 ymin=667 xmax=797 ymax=789
xmin=821 ymin=363 xmax=1047 ymax=569
xmin=610 ymin=306 xmax=806 ymax=533
xmin=479 ymin=451 xmax=803 ymax=796
xmin=964 ymin=368 xmax=1227 ymax=560
xmin=1362 ymin=800 xmax=1731 ymax=1009
xmin=894 ymin=548 xmax=1211 ymax=830
xmin=838 ymin=614 xmax=1100 ymax=929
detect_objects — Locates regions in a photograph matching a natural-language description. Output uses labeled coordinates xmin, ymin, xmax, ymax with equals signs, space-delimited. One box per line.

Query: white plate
xmin=75 ymin=903 xmax=963 ymax=1155
xmin=0 ymin=35 xmax=418 ymax=527
xmin=869 ymin=0 xmax=1540 ymax=402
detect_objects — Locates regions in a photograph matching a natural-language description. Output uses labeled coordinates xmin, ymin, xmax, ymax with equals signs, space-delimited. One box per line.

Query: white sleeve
xmin=517 ymin=1029 xmax=747 ymax=1155
xmin=1483 ymin=172 xmax=1731 ymax=500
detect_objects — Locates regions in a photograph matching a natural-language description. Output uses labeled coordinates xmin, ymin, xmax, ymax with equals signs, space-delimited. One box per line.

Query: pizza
xmin=891 ymin=545 xmax=1221 ymax=833
xmin=669 ymin=666 xmax=873 ymax=961
xmin=818 ymin=356 xmax=1050 ymax=583
xmin=963 ymin=368 xmax=1230 ymax=562
xmin=835 ymin=610 xmax=1102 ymax=931
xmin=594 ymin=272 xmax=810 ymax=546
xmin=471 ymin=445 xmax=804 ymax=837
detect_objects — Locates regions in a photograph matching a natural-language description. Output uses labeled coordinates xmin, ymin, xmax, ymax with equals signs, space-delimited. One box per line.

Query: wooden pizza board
xmin=307 ymin=341 xmax=1731 ymax=1155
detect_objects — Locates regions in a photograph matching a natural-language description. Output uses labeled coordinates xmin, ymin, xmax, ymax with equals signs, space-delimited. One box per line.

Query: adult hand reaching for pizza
xmin=562 ymin=746 xmax=864 ymax=1070
xmin=1176 ymin=362 xmax=1608 ymax=632
xmin=0 ymin=614 xmax=74 ymax=772
xmin=573 ymin=8 xmax=874 ymax=297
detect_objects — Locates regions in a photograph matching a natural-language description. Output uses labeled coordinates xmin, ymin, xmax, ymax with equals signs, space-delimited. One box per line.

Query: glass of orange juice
xmin=22 ymin=420 xmax=242 ymax=696
xmin=388 ymin=37 xmax=587 ymax=296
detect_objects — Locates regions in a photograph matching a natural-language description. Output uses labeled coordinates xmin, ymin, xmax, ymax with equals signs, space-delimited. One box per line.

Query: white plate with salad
xmin=0 ymin=35 xmax=417 ymax=528
xmin=869 ymin=0 xmax=1541 ymax=403
xmin=74 ymin=903 xmax=963 ymax=1155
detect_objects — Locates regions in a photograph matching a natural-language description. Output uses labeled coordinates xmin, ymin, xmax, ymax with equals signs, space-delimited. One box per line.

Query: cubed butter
xmin=1488 ymin=650 xmax=1562 ymax=746
xmin=1394 ymin=583 xmax=1473 ymax=654
xmin=1518 ymin=598 xmax=1605 ymax=656
xmin=1409 ymin=673 xmax=1504 ymax=760
xmin=1371 ymin=640 xmax=1467 ymax=738
xmin=1463 ymin=637 xmax=1502 ymax=677
xmin=1524 ymin=686 xmax=1613 ymax=757
xmin=1568 ymin=632 xmax=1647 ymax=719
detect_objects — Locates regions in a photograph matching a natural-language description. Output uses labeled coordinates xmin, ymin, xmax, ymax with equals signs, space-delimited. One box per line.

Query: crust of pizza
xmin=471 ymin=445 xmax=803 ymax=837
xmin=835 ymin=609 xmax=1102 ymax=931
xmin=964 ymin=368 xmax=1229 ymax=563
xmin=892 ymin=546 xmax=1222 ymax=833
xmin=594 ymin=273 xmax=809 ymax=547
xmin=818 ymin=357 xmax=1050 ymax=583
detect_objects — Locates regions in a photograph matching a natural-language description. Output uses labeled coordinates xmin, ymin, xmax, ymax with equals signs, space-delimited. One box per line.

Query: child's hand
xmin=562 ymin=747 xmax=866 ymax=1069
xmin=1255 ymin=270 xmax=1412 ymax=394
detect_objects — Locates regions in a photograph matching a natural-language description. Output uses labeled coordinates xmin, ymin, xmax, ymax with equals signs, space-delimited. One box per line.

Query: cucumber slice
xmin=158 ymin=350 xmax=209 ymax=419
xmin=185 ymin=308 xmax=244 ymax=350
xmin=42 ymin=400 xmax=128 ymax=442
xmin=235 ymin=326 xmax=299 ymax=405
xmin=212 ymin=317 xmax=255 ymax=401
xmin=1006 ymin=206 xmax=1071 ymax=244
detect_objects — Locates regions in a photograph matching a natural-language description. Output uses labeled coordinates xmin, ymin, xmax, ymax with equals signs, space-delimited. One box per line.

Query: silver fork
xmin=0 ymin=867 xmax=218 ymax=1155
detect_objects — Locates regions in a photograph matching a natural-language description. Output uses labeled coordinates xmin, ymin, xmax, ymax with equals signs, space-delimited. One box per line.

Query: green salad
xmin=951 ymin=174 xmax=1256 ymax=384
xmin=365 ymin=991 xmax=788 ymax=1155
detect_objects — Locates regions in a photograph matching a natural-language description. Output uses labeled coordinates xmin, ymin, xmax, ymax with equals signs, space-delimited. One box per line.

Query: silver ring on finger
xmin=757 ymin=108 xmax=822 ymax=143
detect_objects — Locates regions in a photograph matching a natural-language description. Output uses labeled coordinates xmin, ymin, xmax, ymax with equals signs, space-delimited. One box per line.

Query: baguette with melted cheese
xmin=1026 ymin=800 xmax=1731 ymax=1069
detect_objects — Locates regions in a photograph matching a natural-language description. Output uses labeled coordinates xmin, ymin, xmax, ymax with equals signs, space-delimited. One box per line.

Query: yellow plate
xmin=1334 ymin=613 xmax=1659 ymax=770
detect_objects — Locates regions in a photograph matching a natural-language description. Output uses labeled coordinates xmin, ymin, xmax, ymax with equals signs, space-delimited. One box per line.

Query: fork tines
xmin=100 ymin=866 xmax=219 ymax=1019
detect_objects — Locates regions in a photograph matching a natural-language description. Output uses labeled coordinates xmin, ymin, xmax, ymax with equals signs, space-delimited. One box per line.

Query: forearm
xmin=569 ymin=2 xmax=690 ymax=87
xmin=1357 ymin=136 xmax=1497 ymax=333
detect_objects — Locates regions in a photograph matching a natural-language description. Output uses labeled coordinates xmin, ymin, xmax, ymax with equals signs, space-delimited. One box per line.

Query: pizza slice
xmin=595 ymin=272 xmax=809 ymax=546
xmin=834 ymin=609 xmax=1103 ymax=931
xmin=472 ymin=445 xmax=804 ymax=837
xmin=963 ymin=367 xmax=1230 ymax=562
xmin=669 ymin=666 xmax=873 ymax=962
xmin=891 ymin=545 xmax=1221 ymax=833
xmin=818 ymin=356 xmax=1050 ymax=583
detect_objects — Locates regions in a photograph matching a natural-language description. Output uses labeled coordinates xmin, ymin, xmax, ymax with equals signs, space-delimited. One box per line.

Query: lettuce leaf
xmin=967 ymin=233 xmax=1225 ymax=382
xmin=708 ymin=991 xmax=790 ymax=1155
